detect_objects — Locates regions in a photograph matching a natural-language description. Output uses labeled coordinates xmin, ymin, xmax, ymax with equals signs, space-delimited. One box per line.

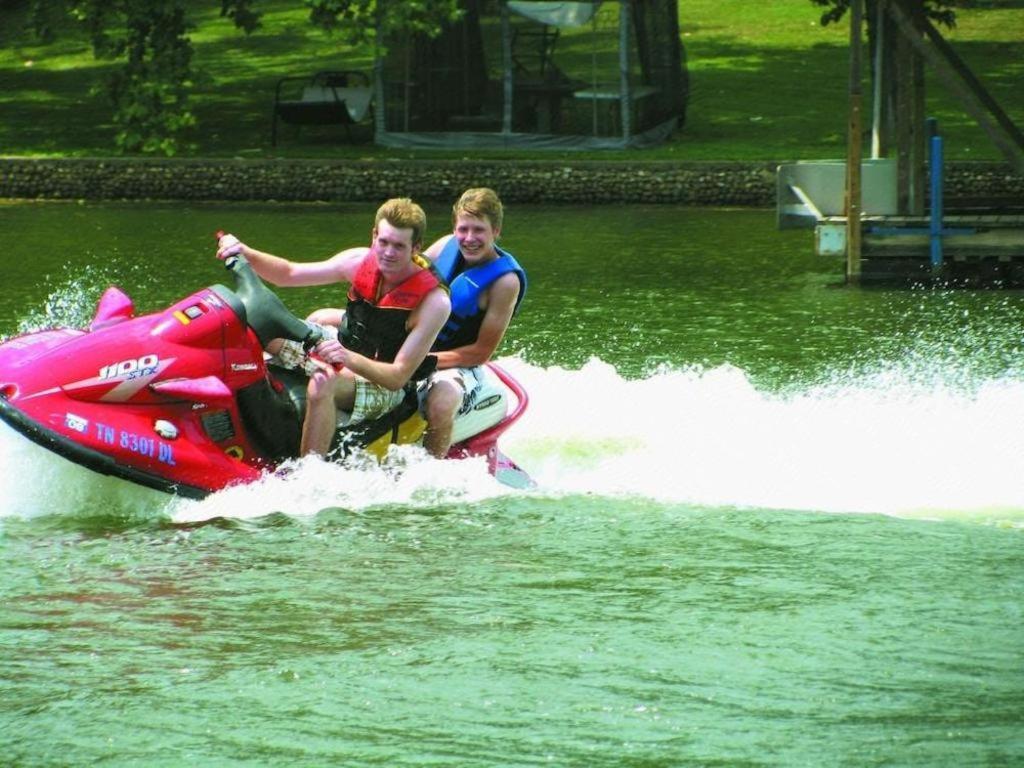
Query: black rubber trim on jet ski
xmin=0 ymin=396 xmax=208 ymax=500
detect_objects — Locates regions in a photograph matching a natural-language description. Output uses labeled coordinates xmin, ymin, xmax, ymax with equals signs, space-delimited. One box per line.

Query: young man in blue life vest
xmin=309 ymin=188 xmax=527 ymax=458
xmin=419 ymin=187 xmax=527 ymax=457
xmin=215 ymin=197 xmax=451 ymax=458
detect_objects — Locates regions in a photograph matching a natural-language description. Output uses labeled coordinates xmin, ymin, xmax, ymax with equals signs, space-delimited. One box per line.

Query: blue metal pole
xmin=929 ymin=131 xmax=944 ymax=269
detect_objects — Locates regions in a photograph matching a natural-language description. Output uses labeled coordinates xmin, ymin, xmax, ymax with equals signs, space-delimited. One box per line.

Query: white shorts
xmin=419 ymin=366 xmax=485 ymax=416
xmin=419 ymin=365 xmax=510 ymax=445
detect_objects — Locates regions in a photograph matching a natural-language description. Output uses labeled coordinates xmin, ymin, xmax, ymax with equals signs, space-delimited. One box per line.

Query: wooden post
xmin=846 ymin=0 xmax=864 ymax=282
xmin=501 ymin=1 xmax=512 ymax=136
xmin=373 ymin=24 xmax=388 ymax=140
xmin=619 ymin=1 xmax=632 ymax=141
xmin=893 ymin=5 xmax=913 ymax=214
xmin=911 ymin=44 xmax=927 ymax=215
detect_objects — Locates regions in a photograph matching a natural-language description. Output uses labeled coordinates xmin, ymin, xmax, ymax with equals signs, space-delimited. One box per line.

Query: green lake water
xmin=1 ymin=200 xmax=1022 ymax=766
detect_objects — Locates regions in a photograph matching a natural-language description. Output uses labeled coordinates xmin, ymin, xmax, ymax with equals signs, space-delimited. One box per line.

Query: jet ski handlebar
xmin=221 ymin=254 xmax=324 ymax=351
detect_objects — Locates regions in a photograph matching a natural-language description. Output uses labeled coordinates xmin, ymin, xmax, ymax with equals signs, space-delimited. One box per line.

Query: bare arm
xmin=433 ymin=272 xmax=519 ymax=369
xmin=423 ymin=234 xmax=455 ymax=262
xmin=320 ymin=287 xmax=452 ymax=391
xmin=217 ymin=233 xmax=367 ymax=288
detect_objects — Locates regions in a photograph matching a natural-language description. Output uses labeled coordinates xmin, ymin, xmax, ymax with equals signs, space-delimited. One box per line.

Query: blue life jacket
xmin=433 ymin=236 xmax=527 ymax=351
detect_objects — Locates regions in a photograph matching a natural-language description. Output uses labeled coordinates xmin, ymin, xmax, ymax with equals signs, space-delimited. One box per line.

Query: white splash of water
xmin=0 ymin=420 xmax=170 ymax=518
xmin=4 ymin=356 xmax=1024 ymax=524
xmin=166 ymin=446 xmax=510 ymax=524
xmin=495 ymin=357 xmax=1024 ymax=520
xmin=15 ymin=263 xmax=127 ymax=335
xmin=161 ymin=356 xmax=1024 ymax=524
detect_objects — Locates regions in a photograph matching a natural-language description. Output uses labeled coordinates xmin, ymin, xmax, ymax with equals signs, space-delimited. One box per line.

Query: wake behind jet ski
xmin=0 ymin=254 xmax=531 ymax=499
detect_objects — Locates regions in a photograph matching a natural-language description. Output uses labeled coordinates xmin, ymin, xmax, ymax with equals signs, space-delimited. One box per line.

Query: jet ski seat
xmin=235 ymin=365 xmax=306 ymax=462
xmin=236 ymin=364 xmax=423 ymax=464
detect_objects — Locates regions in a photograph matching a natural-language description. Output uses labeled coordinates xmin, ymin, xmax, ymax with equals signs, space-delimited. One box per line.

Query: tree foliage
xmin=23 ymin=0 xmax=461 ymax=154
xmin=91 ymin=0 xmax=198 ymax=155
xmin=305 ymin=0 xmax=461 ymax=46
xmin=810 ymin=0 xmax=958 ymax=29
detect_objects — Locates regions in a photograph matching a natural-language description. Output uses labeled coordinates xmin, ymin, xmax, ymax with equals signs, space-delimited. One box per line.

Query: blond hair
xmin=375 ymin=197 xmax=427 ymax=247
xmin=452 ymin=187 xmax=503 ymax=233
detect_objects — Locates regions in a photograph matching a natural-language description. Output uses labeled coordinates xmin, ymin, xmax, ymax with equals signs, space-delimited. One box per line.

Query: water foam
xmin=501 ymin=357 xmax=1024 ymax=520
xmin=163 ymin=356 xmax=1024 ymax=524
xmin=0 ymin=420 xmax=171 ymax=519
xmin=4 ymin=356 xmax=1024 ymax=525
xmin=166 ymin=446 xmax=511 ymax=524
xmin=14 ymin=263 xmax=128 ymax=335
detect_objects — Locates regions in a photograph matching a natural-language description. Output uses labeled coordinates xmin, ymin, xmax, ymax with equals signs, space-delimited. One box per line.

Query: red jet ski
xmin=0 ymin=254 xmax=531 ymax=499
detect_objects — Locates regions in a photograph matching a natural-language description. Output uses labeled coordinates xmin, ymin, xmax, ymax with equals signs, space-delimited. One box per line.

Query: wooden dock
xmin=815 ymin=214 xmax=1024 ymax=286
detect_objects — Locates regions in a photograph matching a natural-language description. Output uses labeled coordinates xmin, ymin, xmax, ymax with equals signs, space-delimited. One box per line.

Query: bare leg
xmin=306 ymin=307 xmax=345 ymax=328
xmin=423 ymin=379 xmax=462 ymax=458
xmin=301 ymin=365 xmax=357 ymax=457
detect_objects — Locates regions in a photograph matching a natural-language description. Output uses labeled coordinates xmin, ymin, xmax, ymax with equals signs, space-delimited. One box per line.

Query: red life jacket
xmin=340 ymin=253 xmax=445 ymax=380
xmin=349 ymin=252 xmax=442 ymax=309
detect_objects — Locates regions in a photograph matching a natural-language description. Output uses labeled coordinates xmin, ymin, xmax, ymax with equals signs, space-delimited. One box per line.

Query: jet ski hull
xmin=0 ymin=256 xmax=531 ymax=499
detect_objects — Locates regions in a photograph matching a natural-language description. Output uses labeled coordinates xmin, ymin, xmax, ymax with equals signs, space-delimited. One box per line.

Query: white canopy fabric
xmin=506 ymin=1 xmax=601 ymax=28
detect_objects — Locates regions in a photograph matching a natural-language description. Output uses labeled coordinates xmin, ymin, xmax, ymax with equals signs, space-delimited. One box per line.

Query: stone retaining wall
xmin=0 ymin=157 xmax=1020 ymax=207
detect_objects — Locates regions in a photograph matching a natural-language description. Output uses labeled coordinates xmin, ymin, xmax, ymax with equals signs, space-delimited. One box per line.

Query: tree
xmin=24 ymin=0 xmax=461 ymax=154
xmin=810 ymin=0 xmax=957 ymax=30
xmin=305 ymin=0 xmax=461 ymax=44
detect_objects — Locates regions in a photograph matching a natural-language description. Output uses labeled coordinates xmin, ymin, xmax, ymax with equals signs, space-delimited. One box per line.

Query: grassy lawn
xmin=0 ymin=0 xmax=1020 ymax=161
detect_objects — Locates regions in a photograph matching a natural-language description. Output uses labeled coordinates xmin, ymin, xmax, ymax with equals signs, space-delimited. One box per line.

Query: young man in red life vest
xmin=216 ymin=198 xmax=451 ymax=458
xmin=309 ymin=188 xmax=527 ymax=458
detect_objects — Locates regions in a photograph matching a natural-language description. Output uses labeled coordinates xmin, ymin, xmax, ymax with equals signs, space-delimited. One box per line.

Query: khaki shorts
xmin=350 ymin=378 xmax=406 ymax=424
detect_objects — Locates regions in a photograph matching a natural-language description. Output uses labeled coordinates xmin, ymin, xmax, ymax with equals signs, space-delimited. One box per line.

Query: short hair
xmin=375 ymin=198 xmax=427 ymax=247
xmin=453 ymin=187 xmax=503 ymax=233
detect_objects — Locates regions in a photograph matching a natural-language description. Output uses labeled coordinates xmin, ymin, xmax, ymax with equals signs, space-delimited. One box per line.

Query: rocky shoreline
xmin=1 ymin=157 xmax=1020 ymax=208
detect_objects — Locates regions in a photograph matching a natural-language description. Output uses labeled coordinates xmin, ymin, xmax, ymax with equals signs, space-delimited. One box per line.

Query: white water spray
xmin=497 ymin=358 xmax=1024 ymax=519
xmin=4 ymin=357 xmax=1024 ymax=524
